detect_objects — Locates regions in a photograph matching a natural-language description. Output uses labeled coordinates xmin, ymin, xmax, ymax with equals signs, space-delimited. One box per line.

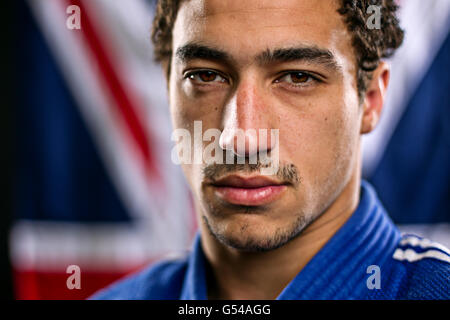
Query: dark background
xmin=0 ymin=0 xmax=14 ymax=300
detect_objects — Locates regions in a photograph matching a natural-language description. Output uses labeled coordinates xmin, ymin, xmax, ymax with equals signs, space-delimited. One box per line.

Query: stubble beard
xmin=201 ymin=209 xmax=314 ymax=252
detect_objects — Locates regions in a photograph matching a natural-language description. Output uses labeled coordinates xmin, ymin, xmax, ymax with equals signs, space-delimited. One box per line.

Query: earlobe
xmin=360 ymin=62 xmax=390 ymax=134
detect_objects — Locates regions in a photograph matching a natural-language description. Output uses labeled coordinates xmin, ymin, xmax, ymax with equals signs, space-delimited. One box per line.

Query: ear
xmin=360 ymin=61 xmax=390 ymax=134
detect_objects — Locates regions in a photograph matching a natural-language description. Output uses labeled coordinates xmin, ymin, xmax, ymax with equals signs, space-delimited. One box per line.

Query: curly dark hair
xmin=151 ymin=0 xmax=404 ymax=99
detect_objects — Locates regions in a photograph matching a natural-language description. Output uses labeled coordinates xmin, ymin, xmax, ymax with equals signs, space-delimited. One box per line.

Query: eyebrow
xmin=175 ymin=43 xmax=233 ymax=65
xmin=175 ymin=43 xmax=341 ymax=71
xmin=257 ymin=47 xmax=341 ymax=71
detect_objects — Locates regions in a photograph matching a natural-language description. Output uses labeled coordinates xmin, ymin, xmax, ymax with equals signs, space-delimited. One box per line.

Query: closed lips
xmin=211 ymin=175 xmax=288 ymax=206
xmin=211 ymin=176 xmax=284 ymax=188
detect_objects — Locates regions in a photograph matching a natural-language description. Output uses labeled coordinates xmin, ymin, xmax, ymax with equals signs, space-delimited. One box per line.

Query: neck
xmin=200 ymin=162 xmax=362 ymax=300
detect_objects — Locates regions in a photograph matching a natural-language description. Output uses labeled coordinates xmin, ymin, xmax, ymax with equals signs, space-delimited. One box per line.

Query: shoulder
xmin=390 ymin=234 xmax=450 ymax=299
xmin=89 ymin=256 xmax=189 ymax=300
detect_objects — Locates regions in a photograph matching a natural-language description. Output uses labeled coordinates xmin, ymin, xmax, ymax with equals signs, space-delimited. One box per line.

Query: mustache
xmin=203 ymin=160 xmax=300 ymax=186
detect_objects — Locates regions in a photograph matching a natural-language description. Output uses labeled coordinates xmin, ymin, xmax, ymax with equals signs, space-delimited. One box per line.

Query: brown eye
xmin=275 ymin=71 xmax=317 ymax=87
xmin=290 ymin=72 xmax=309 ymax=83
xmin=198 ymin=71 xmax=217 ymax=82
xmin=187 ymin=70 xmax=227 ymax=83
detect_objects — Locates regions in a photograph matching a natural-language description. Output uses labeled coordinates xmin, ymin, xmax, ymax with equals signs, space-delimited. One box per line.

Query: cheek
xmin=170 ymin=89 xmax=222 ymax=196
xmin=170 ymin=73 xmax=228 ymax=124
xmin=170 ymin=85 xmax=192 ymax=128
xmin=280 ymin=96 xmax=360 ymax=186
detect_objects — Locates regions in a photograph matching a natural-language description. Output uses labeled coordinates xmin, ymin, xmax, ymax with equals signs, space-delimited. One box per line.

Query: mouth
xmin=209 ymin=175 xmax=288 ymax=206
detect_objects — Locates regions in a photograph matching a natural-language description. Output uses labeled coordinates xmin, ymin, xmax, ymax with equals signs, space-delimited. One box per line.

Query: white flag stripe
xmin=10 ymin=221 xmax=190 ymax=272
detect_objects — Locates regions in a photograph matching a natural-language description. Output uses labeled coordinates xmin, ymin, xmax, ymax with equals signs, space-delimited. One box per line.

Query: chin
xmin=202 ymin=212 xmax=309 ymax=252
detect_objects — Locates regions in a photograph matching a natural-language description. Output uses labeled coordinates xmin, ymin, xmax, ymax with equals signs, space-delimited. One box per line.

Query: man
xmin=92 ymin=0 xmax=450 ymax=299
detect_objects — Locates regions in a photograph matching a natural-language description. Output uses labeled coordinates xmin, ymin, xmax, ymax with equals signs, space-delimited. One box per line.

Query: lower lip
xmin=213 ymin=185 xmax=287 ymax=206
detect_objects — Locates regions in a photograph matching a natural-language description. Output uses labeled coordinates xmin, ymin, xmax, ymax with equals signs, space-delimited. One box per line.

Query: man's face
xmin=169 ymin=0 xmax=363 ymax=251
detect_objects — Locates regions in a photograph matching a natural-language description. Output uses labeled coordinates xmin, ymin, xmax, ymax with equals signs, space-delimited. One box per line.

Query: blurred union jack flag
xmin=10 ymin=0 xmax=450 ymax=300
xmin=12 ymin=0 xmax=196 ymax=299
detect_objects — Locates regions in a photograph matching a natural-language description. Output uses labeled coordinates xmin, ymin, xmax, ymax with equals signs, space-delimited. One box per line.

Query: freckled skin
xmin=166 ymin=0 xmax=387 ymax=299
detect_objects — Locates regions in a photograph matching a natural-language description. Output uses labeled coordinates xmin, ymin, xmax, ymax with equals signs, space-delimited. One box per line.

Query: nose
xmin=219 ymin=81 xmax=276 ymax=158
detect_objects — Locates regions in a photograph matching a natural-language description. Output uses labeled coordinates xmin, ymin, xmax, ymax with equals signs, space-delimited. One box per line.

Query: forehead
xmin=172 ymin=0 xmax=355 ymax=66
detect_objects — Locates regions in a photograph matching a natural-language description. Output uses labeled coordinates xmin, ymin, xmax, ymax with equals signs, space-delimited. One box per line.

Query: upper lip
xmin=211 ymin=175 xmax=286 ymax=188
